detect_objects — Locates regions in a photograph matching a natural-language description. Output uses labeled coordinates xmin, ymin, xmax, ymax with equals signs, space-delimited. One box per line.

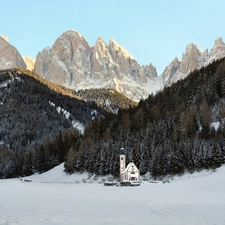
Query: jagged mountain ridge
xmin=1 ymin=31 xmax=225 ymax=102
xmin=162 ymin=37 xmax=225 ymax=86
xmin=0 ymin=35 xmax=27 ymax=70
xmin=34 ymin=30 xmax=225 ymax=100
xmin=34 ymin=30 xmax=160 ymax=101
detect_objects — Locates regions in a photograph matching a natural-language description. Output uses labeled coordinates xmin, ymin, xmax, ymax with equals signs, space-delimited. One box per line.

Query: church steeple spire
xmin=120 ymin=148 xmax=126 ymax=182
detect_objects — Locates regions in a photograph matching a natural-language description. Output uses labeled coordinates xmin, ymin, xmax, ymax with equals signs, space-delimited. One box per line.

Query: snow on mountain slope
xmin=0 ymin=164 xmax=225 ymax=225
xmin=49 ymin=101 xmax=85 ymax=134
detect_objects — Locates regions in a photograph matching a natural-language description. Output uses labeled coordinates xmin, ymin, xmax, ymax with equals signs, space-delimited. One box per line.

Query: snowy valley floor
xmin=1 ymin=164 xmax=225 ymax=225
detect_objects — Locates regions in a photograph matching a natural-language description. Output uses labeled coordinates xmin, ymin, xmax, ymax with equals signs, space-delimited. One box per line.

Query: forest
xmin=63 ymin=57 xmax=225 ymax=177
xmin=0 ymin=69 xmax=105 ymax=178
xmin=1 ymin=58 xmax=225 ymax=179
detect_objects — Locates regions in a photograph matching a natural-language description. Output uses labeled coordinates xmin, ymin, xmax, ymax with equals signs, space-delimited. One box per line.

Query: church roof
xmin=122 ymin=162 xmax=138 ymax=174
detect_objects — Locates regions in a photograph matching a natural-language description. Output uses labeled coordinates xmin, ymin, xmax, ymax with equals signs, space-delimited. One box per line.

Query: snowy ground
xmin=1 ymin=164 xmax=225 ymax=225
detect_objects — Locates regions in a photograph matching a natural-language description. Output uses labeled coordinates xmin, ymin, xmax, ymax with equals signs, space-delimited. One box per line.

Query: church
xmin=120 ymin=153 xmax=140 ymax=182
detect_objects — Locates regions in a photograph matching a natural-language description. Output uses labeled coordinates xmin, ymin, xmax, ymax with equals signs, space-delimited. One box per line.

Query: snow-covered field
xmin=1 ymin=164 xmax=225 ymax=225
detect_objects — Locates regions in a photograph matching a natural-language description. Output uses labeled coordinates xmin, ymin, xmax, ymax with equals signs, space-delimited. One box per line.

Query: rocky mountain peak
xmin=0 ymin=35 xmax=9 ymax=42
xmin=173 ymin=57 xmax=180 ymax=63
xmin=208 ymin=37 xmax=225 ymax=63
xmin=0 ymin=35 xmax=26 ymax=70
xmin=145 ymin=63 xmax=158 ymax=78
xmin=185 ymin=43 xmax=199 ymax=52
xmin=108 ymin=38 xmax=135 ymax=61
xmin=214 ymin=37 xmax=224 ymax=46
xmin=162 ymin=37 xmax=225 ymax=87
xmin=34 ymin=30 xmax=158 ymax=101
xmin=96 ymin=37 xmax=105 ymax=43
xmin=162 ymin=57 xmax=181 ymax=86
xmin=60 ymin=29 xmax=83 ymax=40
xmin=2 ymin=31 xmax=225 ymax=102
xmin=162 ymin=42 xmax=207 ymax=86
xmin=179 ymin=43 xmax=203 ymax=75
xmin=22 ymin=56 xmax=35 ymax=71
xmin=94 ymin=37 xmax=108 ymax=56
xmin=51 ymin=29 xmax=90 ymax=58
xmin=34 ymin=29 xmax=92 ymax=87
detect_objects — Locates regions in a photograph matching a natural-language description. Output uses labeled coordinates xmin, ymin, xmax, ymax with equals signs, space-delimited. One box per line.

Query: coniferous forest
xmin=64 ymin=57 xmax=225 ymax=177
xmin=1 ymin=58 xmax=225 ymax=178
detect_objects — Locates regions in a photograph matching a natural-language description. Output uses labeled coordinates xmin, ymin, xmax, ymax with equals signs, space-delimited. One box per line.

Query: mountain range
xmin=34 ymin=30 xmax=158 ymax=101
xmin=162 ymin=38 xmax=225 ymax=86
xmin=1 ymin=31 xmax=225 ymax=101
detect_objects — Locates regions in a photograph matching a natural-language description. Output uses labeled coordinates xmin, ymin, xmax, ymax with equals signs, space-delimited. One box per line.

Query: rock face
xmin=0 ymin=35 xmax=26 ymax=70
xmin=34 ymin=30 xmax=159 ymax=101
xmin=208 ymin=37 xmax=225 ymax=63
xmin=22 ymin=56 xmax=35 ymax=71
xmin=34 ymin=30 xmax=225 ymax=99
xmin=162 ymin=38 xmax=225 ymax=86
xmin=1 ymin=31 xmax=225 ymax=101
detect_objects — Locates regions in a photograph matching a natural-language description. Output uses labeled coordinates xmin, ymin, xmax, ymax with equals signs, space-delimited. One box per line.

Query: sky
xmin=1 ymin=0 xmax=225 ymax=75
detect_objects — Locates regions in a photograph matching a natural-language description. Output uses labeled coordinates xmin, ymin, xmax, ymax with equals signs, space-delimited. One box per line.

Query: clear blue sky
xmin=1 ymin=0 xmax=225 ymax=75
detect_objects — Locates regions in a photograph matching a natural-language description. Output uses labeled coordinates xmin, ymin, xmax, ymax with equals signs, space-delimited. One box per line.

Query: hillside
xmin=0 ymin=68 xmax=108 ymax=178
xmin=74 ymin=88 xmax=137 ymax=113
xmin=0 ymin=68 xmax=103 ymax=150
xmin=63 ymin=57 xmax=225 ymax=176
xmin=2 ymin=58 xmax=225 ymax=179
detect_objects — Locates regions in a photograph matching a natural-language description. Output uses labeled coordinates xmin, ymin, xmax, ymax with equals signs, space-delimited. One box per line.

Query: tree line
xmin=63 ymin=57 xmax=225 ymax=177
xmin=1 ymin=58 xmax=225 ymax=178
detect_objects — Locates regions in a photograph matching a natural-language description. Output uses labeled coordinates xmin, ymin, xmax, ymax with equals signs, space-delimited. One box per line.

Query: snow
xmin=0 ymin=77 xmax=22 ymax=89
xmin=71 ymin=120 xmax=84 ymax=134
xmin=122 ymin=162 xmax=133 ymax=173
xmin=105 ymin=98 xmax=111 ymax=107
xmin=49 ymin=101 xmax=84 ymax=133
xmin=1 ymin=164 xmax=225 ymax=225
xmin=145 ymin=76 xmax=164 ymax=95
xmin=0 ymin=79 xmax=11 ymax=88
xmin=211 ymin=121 xmax=220 ymax=131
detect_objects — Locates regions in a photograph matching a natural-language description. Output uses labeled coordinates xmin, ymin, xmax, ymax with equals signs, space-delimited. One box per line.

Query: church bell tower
xmin=120 ymin=148 xmax=126 ymax=182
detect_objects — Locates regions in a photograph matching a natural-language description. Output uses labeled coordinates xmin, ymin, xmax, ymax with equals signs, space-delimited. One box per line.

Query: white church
xmin=120 ymin=153 xmax=140 ymax=182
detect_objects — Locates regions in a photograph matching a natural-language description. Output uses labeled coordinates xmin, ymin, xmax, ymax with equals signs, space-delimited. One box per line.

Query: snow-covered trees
xmin=2 ymin=59 xmax=225 ymax=179
xmin=62 ymin=58 xmax=225 ymax=177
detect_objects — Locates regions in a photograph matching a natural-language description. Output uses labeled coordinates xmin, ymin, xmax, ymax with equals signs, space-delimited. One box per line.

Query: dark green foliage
xmin=63 ymin=57 xmax=225 ymax=178
xmin=75 ymin=88 xmax=137 ymax=113
xmin=0 ymin=69 xmax=105 ymax=153
xmin=0 ymin=69 xmax=106 ymax=178
xmin=2 ymin=58 xmax=225 ymax=179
